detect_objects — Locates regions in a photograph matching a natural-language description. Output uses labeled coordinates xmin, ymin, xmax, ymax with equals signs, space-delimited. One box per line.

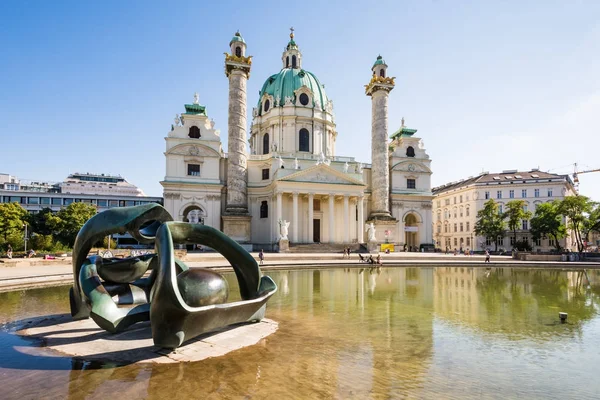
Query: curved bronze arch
xmin=70 ymin=203 xmax=173 ymax=320
xmin=151 ymin=222 xmax=277 ymax=349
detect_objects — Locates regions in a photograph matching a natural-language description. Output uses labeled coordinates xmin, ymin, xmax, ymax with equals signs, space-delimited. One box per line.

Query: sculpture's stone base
xmin=278 ymin=239 xmax=289 ymax=253
xmin=366 ymin=219 xmax=398 ymax=244
xmin=15 ymin=314 xmax=278 ymax=365
xmin=222 ymin=214 xmax=252 ymax=243
xmin=366 ymin=242 xmax=379 ymax=253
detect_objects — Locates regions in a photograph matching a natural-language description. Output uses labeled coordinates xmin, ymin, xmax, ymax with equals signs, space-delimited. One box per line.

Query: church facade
xmin=160 ymin=31 xmax=434 ymax=250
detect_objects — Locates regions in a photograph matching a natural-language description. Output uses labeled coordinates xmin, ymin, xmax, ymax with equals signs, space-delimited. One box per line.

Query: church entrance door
xmin=313 ymin=219 xmax=321 ymax=243
xmin=404 ymin=213 xmax=419 ymax=251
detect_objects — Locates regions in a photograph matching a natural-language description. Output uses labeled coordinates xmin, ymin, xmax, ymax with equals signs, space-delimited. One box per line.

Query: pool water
xmin=1 ymin=267 xmax=599 ymax=399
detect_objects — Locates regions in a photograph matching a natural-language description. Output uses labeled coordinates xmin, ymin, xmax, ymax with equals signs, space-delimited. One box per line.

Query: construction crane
xmin=573 ymin=163 xmax=600 ymax=192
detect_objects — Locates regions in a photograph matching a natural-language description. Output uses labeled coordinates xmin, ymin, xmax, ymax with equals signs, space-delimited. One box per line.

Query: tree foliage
xmin=557 ymin=195 xmax=595 ymax=253
xmin=0 ymin=202 xmax=29 ymax=250
xmin=504 ymin=200 xmax=533 ymax=248
xmin=46 ymin=202 xmax=97 ymax=247
xmin=530 ymin=201 xmax=567 ymax=251
xmin=30 ymin=207 xmax=54 ymax=236
xmin=474 ymin=199 xmax=506 ymax=251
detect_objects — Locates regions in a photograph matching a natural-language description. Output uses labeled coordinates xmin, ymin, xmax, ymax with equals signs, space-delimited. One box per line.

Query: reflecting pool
xmin=1 ymin=267 xmax=600 ymax=399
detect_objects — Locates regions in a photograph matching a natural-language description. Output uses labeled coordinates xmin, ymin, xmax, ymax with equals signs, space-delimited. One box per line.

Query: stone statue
xmin=343 ymin=162 xmax=349 ymax=173
xmin=69 ymin=204 xmax=277 ymax=349
xmin=284 ymin=96 xmax=293 ymax=106
xmin=279 ymin=219 xmax=290 ymax=241
xmin=252 ymin=107 xmax=258 ymax=117
xmin=174 ymin=114 xmax=180 ymax=127
xmin=324 ymin=158 xmax=331 ymax=166
xmin=272 ymin=142 xmax=278 ymax=152
xmin=365 ymin=222 xmax=376 ymax=242
xmin=356 ymin=163 xmax=363 ymax=174
xmin=294 ymin=158 xmax=299 ymax=170
xmin=210 ymin=119 xmax=215 ymax=129
xmin=193 ymin=92 xmax=200 ymax=105
xmin=314 ymin=98 xmax=321 ymax=110
xmin=278 ymin=155 xmax=285 ymax=168
xmin=275 ymin=96 xmax=281 ymax=107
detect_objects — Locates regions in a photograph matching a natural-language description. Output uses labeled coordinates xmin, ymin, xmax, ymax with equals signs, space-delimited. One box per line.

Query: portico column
xmin=358 ymin=195 xmax=365 ymax=243
xmin=276 ymin=192 xmax=282 ymax=222
xmin=292 ymin=192 xmax=299 ymax=243
xmin=308 ymin=193 xmax=314 ymax=243
xmin=343 ymin=195 xmax=349 ymax=243
xmin=329 ymin=195 xmax=335 ymax=243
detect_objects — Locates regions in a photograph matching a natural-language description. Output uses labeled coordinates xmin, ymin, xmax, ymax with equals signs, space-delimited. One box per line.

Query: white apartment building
xmin=432 ymin=169 xmax=577 ymax=252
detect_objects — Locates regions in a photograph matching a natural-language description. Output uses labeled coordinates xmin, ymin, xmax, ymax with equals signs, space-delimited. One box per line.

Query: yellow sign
xmin=380 ymin=243 xmax=395 ymax=253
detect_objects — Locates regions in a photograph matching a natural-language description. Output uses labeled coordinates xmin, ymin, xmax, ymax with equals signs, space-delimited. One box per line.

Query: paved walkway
xmin=1 ymin=252 xmax=598 ymax=292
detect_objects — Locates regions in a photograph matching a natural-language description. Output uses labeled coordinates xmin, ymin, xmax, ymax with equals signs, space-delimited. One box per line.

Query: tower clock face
xmin=408 ymin=164 xmax=415 ymax=172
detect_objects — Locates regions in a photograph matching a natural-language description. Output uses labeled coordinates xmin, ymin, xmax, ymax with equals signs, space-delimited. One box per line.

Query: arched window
xmin=299 ymin=93 xmax=309 ymax=106
xmin=286 ymin=56 xmax=289 ymax=68
xmin=299 ymin=128 xmax=310 ymax=152
xmin=406 ymin=146 xmax=415 ymax=157
xmin=188 ymin=126 xmax=200 ymax=139
xmin=292 ymin=55 xmax=297 ymax=68
xmin=262 ymin=133 xmax=269 ymax=155
xmin=380 ymin=69 xmax=385 ymax=77
xmin=260 ymin=201 xmax=268 ymax=218
xmin=235 ymin=46 xmax=242 ymax=57
xmin=263 ymin=99 xmax=270 ymax=113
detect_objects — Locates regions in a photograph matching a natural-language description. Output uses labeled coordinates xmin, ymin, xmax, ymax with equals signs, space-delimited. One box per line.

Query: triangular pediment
xmin=277 ymin=164 xmax=365 ymax=186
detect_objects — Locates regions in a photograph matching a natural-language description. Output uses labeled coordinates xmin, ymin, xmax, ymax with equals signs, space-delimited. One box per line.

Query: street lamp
xmin=23 ymin=224 xmax=28 ymax=254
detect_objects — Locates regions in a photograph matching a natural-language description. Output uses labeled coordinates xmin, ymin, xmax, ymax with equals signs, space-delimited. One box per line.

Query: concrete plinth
xmin=367 ymin=219 xmax=398 ymax=244
xmin=15 ymin=314 xmax=278 ymax=364
xmin=221 ymin=214 xmax=252 ymax=242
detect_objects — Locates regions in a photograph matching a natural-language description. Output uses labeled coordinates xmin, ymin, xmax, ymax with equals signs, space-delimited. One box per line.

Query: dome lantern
xmin=281 ymin=27 xmax=302 ymax=69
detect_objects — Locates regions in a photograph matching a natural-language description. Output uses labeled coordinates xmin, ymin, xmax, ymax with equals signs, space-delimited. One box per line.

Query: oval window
xmin=299 ymin=93 xmax=309 ymax=106
xmin=264 ymin=99 xmax=270 ymax=112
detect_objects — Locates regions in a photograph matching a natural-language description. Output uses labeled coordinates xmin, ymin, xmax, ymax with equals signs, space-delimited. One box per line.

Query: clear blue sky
xmin=1 ymin=1 xmax=599 ymax=199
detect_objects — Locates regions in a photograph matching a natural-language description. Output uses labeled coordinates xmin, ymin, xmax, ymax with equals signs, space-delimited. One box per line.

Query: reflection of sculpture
xmin=278 ymin=219 xmax=290 ymax=240
xmin=69 ymin=204 xmax=277 ymax=349
xmin=365 ymin=222 xmax=376 ymax=242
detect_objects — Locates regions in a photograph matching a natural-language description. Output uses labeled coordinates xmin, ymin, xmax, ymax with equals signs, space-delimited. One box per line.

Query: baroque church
xmin=161 ymin=30 xmax=434 ymax=251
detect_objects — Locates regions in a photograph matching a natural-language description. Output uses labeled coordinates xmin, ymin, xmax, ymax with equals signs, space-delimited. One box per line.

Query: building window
xmin=299 ymin=128 xmax=310 ymax=151
xmin=453 ymin=208 xmax=457 ymax=218
xmin=466 ymin=237 xmax=471 ymax=246
xmin=445 ymin=199 xmax=450 ymax=206
xmin=497 ymin=190 xmax=502 ymax=199
xmin=466 ymin=222 xmax=470 ymax=231
xmin=522 ymin=220 xmax=528 ymax=230
xmin=437 ymin=225 xmax=441 ymax=234
xmin=454 ymin=238 xmax=458 ymax=246
xmin=188 ymin=126 xmax=200 ymax=139
xmin=263 ymin=99 xmax=270 ymax=113
xmin=509 ymin=190 xmax=514 ymax=199
xmin=260 ymin=201 xmax=268 ymax=218
xmin=40 ymin=197 xmax=50 ymax=205
xmin=466 ymin=207 xmax=470 ymax=217
xmin=549 ymin=238 xmax=555 ymax=247
xmin=523 ymin=205 xmax=528 ymax=212
xmin=535 ymin=238 xmax=541 ymax=246
xmin=522 ymin=189 xmax=527 ymax=198
xmin=109 ymin=200 xmax=118 ymax=208
xmin=286 ymin=56 xmax=289 ymax=68
xmin=28 ymin=197 xmax=39 ymax=204
xmin=453 ymin=197 xmax=457 ymax=204
xmin=444 ymin=224 xmax=448 ymax=233
xmin=187 ymin=164 xmax=201 ymax=176
xmin=379 ymin=69 xmax=385 ymax=77
xmin=407 ymin=179 xmax=416 ymax=189
xmin=486 ymin=237 xmax=492 ymax=246
xmin=64 ymin=198 xmax=74 ymax=205
xmin=51 ymin=198 xmax=62 ymax=205
xmin=460 ymin=223 xmax=464 ymax=232
xmin=485 ymin=191 xmax=490 ymax=199
xmin=262 ymin=168 xmax=270 ymax=180
xmin=497 ymin=237 xmax=504 ymax=246
xmin=406 ymin=146 xmax=415 ymax=157
xmin=299 ymin=93 xmax=309 ymax=106
xmin=548 ymin=189 xmax=553 ymax=197
xmin=460 ymin=195 xmax=463 ymax=203
xmin=510 ymin=237 xmax=516 ymax=245
xmin=292 ymin=55 xmax=297 ymax=68
xmin=459 ymin=207 xmax=463 ymax=217
xmin=97 ymin=199 xmax=108 ymax=207
xmin=263 ymin=133 xmax=269 ymax=155
xmin=437 ymin=200 xmax=441 ymax=208
xmin=534 ymin=189 xmax=540 ymax=198
xmin=235 ymin=46 xmax=241 ymax=57
xmin=498 ymin=205 xmax=503 ymax=214
xmin=437 ymin=212 xmax=441 ymax=221
xmin=454 ymin=223 xmax=457 ymax=232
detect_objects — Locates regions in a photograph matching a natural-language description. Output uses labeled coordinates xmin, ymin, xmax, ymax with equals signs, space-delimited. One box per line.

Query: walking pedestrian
xmin=485 ymin=249 xmax=490 ymax=263
xmin=259 ymin=249 xmax=264 ymax=265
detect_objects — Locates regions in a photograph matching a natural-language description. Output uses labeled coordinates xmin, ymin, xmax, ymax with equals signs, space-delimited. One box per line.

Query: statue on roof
xmin=193 ymin=92 xmax=200 ymax=105
xmin=343 ymin=162 xmax=349 ymax=173
xmin=174 ymin=114 xmax=180 ymax=127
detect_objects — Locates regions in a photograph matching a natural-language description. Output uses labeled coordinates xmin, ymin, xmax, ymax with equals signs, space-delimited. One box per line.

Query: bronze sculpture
xmin=69 ymin=204 xmax=277 ymax=349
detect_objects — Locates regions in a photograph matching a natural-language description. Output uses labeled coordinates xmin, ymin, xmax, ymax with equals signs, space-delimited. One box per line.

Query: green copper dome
xmin=229 ymin=31 xmax=245 ymax=46
xmin=372 ymin=55 xmax=385 ymax=68
xmin=257 ymin=68 xmax=329 ymax=115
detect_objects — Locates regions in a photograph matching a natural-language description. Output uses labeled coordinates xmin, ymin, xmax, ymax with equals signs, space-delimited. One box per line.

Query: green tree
xmin=47 ymin=202 xmax=97 ymax=247
xmin=474 ymin=199 xmax=507 ymax=251
xmin=30 ymin=207 xmax=54 ymax=236
xmin=0 ymin=202 xmax=29 ymax=249
xmin=530 ymin=201 xmax=567 ymax=251
xmin=557 ymin=195 xmax=594 ymax=253
xmin=504 ymin=200 xmax=533 ymax=249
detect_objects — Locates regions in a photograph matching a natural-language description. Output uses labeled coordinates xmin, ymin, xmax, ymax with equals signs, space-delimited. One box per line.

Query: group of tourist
xmin=357 ymin=253 xmax=382 ymax=265
xmin=342 ymin=247 xmax=352 ymax=259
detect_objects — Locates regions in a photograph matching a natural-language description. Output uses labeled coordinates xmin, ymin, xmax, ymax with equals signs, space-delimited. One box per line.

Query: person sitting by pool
xmin=376 ymin=254 xmax=382 ymax=265
xmin=27 ymin=249 xmax=36 ymax=258
xmin=367 ymin=255 xmax=375 ymax=264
